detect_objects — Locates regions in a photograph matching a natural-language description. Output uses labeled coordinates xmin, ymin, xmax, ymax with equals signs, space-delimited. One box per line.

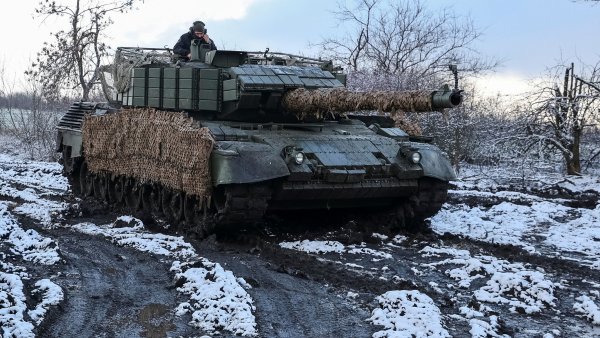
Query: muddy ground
xmin=1 ymin=158 xmax=600 ymax=337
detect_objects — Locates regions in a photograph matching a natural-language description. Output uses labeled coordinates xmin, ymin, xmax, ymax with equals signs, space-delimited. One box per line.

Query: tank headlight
xmin=294 ymin=152 xmax=305 ymax=165
xmin=410 ymin=152 xmax=421 ymax=164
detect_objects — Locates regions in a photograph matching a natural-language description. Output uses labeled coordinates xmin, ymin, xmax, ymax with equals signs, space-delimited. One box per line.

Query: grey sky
xmin=0 ymin=0 xmax=598 ymax=94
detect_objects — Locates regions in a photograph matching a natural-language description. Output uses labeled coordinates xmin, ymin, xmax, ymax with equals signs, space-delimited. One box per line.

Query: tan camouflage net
xmin=392 ymin=112 xmax=423 ymax=136
xmin=283 ymin=88 xmax=429 ymax=136
xmin=82 ymin=108 xmax=215 ymax=197
xmin=112 ymin=48 xmax=173 ymax=93
xmin=282 ymin=88 xmax=434 ymax=117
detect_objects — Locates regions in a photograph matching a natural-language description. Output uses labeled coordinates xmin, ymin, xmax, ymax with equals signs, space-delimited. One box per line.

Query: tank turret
xmin=57 ymin=44 xmax=463 ymax=237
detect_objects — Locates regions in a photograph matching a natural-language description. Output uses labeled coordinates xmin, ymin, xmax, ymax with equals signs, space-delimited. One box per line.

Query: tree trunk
xmin=567 ymin=129 xmax=582 ymax=175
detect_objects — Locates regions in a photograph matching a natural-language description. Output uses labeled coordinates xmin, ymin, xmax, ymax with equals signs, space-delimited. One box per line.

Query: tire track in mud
xmin=210 ymin=221 xmax=600 ymax=337
xmin=187 ymin=236 xmax=377 ymax=338
xmin=37 ymin=228 xmax=195 ymax=338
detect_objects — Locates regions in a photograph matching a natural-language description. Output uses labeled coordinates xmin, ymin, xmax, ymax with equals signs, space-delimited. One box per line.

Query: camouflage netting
xmin=282 ymin=88 xmax=435 ymax=117
xmin=392 ymin=113 xmax=423 ymax=136
xmin=282 ymin=88 xmax=429 ymax=136
xmin=82 ymin=108 xmax=215 ymax=197
xmin=112 ymin=48 xmax=172 ymax=93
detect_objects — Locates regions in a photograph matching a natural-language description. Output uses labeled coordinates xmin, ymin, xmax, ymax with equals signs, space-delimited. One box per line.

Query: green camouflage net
xmin=82 ymin=108 xmax=215 ymax=197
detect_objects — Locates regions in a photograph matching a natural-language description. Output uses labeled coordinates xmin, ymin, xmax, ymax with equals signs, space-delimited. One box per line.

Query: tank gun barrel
xmin=282 ymin=87 xmax=463 ymax=115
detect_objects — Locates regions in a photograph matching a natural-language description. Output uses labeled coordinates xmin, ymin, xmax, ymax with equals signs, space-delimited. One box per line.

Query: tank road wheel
xmin=93 ymin=173 xmax=109 ymax=202
xmin=170 ymin=192 xmax=184 ymax=223
xmin=142 ymin=184 xmax=159 ymax=215
xmin=412 ymin=177 xmax=449 ymax=219
xmin=161 ymin=188 xmax=183 ymax=224
xmin=79 ymin=162 xmax=94 ymax=197
xmin=183 ymin=194 xmax=201 ymax=225
xmin=183 ymin=195 xmax=215 ymax=239
xmin=149 ymin=184 xmax=163 ymax=215
xmin=124 ymin=179 xmax=142 ymax=210
xmin=161 ymin=188 xmax=174 ymax=223
xmin=401 ymin=177 xmax=449 ymax=229
xmin=108 ymin=176 xmax=125 ymax=204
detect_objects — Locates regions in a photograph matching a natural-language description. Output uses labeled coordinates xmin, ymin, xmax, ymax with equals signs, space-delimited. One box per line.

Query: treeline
xmin=0 ymin=93 xmax=72 ymax=111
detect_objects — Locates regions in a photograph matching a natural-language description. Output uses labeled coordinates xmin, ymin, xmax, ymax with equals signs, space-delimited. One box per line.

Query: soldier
xmin=173 ymin=21 xmax=217 ymax=60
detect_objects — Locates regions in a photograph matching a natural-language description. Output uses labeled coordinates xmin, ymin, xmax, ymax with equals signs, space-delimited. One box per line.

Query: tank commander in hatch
xmin=173 ymin=20 xmax=217 ymax=60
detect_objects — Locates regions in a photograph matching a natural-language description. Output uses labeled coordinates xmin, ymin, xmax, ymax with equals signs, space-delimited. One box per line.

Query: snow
xmin=66 ymin=216 xmax=258 ymax=336
xmin=422 ymin=246 xmax=559 ymax=314
xmin=367 ymin=290 xmax=450 ymax=338
xmin=280 ymin=240 xmax=393 ymax=259
xmin=431 ymin=196 xmax=600 ymax=267
xmin=431 ymin=201 xmax=539 ymax=246
xmin=474 ymin=270 xmax=556 ymax=314
xmin=279 ymin=240 xmax=345 ymax=254
xmin=455 ymin=165 xmax=600 ymax=195
xmin=573 ymin=295 xmax=600 ymax=325
xmin=171 ymin=260 xmax=257 ymax=336
xmin=27 ymin=279 xmax=64 ymax=325
xmin=70 ymin=217 xmax=197 ymax=259
xmin=0 ymin=272 xmax=35 ymax=338
xmin=0 ymin=201 xmax=63 ymax=334
xmin=469 ymin=316 xmax=509 ymax=338
xmin=0 ymin=202 xmax=61 ymax=265
xmin=0 ymin=154 xmax=69 ymax=192
xmin=0 ymin=153 xmax=69 ymax=225
xmin=544 ymin=204 xmax=600 ymax=258
xmin=347 ymin=245 xmax=393 ymax=259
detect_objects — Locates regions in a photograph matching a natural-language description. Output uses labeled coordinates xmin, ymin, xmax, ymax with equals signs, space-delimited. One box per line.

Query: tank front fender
xmin=211 ymin=141 xmax=290 ymax=186
xmin=413 ymin=144 xmax=457 ymax=181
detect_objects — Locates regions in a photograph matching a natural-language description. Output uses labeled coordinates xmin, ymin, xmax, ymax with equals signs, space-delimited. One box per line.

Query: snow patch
xmin=171 ymin=260 xmax=257 ymax=336
xmin=279 ymin=240 xmax=345 ymax=254
xmin=67 ymin=216 xmax=258 ymax=336
xmin=421 ymin=246 xmax=558 ymax=314
xmin=430 ymin=202 xmax=536 ymax=246
xmin=545 ymin=204 xmax=600 ymax=259
xmin=279 ymin=240 xmax=394 ymax=260
xmin=0 ymin=203 xmax=60 ymax=265
xmin=474 ymin=270 xmax=556 ymax=314
xmin=469 ymin=316 xmax=509 ymax=338
xmin=27 ymin=279 xmax=64 ymax=325
xmin=69 ymin=218 xmax=197 ymax=259
xmin=430 ymin=197 xmax=600 ymax=267
xmin=0 ymin=154 xmax=69 ymax=192
xmin=0 ymin=272 xmax=35 ymax=338
xmin=367 ymin=290 xmax=450 ymax=338
xmin=573 ymin=295 xmax=600 ymax=325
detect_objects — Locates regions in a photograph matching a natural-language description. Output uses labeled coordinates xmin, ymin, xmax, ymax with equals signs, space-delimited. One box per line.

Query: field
xmin=1 ymin=148 xmax=599 ymax=337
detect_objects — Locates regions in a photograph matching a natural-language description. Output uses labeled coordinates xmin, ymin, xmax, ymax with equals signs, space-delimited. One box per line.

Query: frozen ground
xmin=1 ymin=150 xmax=600 ymax=337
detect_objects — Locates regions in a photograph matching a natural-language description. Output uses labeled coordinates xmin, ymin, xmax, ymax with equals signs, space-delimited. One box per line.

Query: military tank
xmin=56 ymin=43 xmax=462 ymax=237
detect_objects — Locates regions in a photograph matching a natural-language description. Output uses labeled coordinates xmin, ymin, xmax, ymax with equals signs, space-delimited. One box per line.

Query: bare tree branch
xmin=26 ymin=0 xmax=141 ymax=101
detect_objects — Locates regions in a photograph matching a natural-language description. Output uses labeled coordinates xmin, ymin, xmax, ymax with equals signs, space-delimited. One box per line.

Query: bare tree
xmin=26 ymin=0 xmax=140 ymax=102
xmin=524 ymin=62 xmax=600 ymax=175
xmin=1 ymin=63 xmax=62 ymax=160
xmin=317 ymin=0 xmax=497 ymax=88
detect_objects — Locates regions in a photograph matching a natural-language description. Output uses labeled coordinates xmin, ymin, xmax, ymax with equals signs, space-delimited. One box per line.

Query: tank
xmin=56 ymin=44 xmax=463 ymax=237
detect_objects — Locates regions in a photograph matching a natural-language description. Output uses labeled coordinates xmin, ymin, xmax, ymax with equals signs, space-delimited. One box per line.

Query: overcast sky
xmin=1 ymin=0 xmax=598 ymax=95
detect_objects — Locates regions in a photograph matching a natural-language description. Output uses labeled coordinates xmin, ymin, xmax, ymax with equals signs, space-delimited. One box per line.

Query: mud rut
xmin=3 ymin=176 xmax=600 ymax=337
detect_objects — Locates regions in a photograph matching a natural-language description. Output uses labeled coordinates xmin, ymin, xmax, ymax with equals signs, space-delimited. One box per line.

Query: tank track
xmin=364 ymin=177 xmax=449 ymax=232
xmin=410 ymin=177 xmax=449 ymax=225
xmin=63 ymin=155 xmax=272 ymax=238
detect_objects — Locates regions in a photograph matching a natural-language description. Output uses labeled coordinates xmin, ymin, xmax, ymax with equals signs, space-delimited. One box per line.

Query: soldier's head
xmin=192 ymin=21 xmax=206 ymax=38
